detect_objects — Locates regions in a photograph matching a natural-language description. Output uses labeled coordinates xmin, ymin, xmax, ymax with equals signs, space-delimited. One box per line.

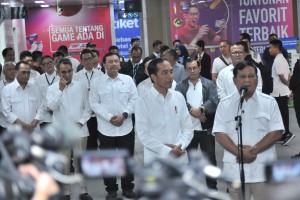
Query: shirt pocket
xmin=98 ymin=89 xmax=111 ymax=103
xmin=29 ymin=97 xmax=38 ymax=111
xmin=10 ymin=97 xmax=22 ymax=111
xmin=253 ymin=112 xmax=270 ymax=134
xmin=118 ymin=85 xmax=130 ymax=103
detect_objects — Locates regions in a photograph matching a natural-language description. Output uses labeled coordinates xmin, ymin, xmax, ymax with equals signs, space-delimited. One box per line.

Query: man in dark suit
xmin=120 ymin=46 xmax=147 ymax=85
xmin=195 ymin=39 xmax=212 ymax=80
xmin=148 ymin=40 xmax=162 ymax=59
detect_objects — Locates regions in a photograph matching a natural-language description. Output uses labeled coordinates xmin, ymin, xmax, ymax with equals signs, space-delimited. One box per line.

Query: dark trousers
xmin=275 ymin=96 xmax=290 ymax=134
xmin=294 ymin=96 xmax=300 ymax=127
xmin=186 ymin=130 xmax=217 ymax=190
xmin=87 ymin=117 xmax=99 ymax=150
xmin=99 ymin=130 xmax=135 ymax=193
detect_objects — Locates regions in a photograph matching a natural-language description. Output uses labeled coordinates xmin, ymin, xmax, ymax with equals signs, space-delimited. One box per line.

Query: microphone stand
xmin=235 ymin=97 xmax=245 ymax=200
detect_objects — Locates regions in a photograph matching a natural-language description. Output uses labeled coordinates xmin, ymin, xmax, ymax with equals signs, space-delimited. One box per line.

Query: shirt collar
xmin=103 ymin=72 xmax=121 ymax=81
xmin=150 ymin=85 xmax=172 ymax=98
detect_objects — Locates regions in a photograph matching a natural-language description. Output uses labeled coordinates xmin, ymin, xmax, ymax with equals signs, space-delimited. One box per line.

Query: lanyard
xmin=45 ymin=74 xmax=56 ymax=86
xmin=85 ymin=71 xmax=94 ymax=89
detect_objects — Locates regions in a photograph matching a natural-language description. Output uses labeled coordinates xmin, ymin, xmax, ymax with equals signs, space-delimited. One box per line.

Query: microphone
xmin=239 ymin=86 xmax=248 ymax=99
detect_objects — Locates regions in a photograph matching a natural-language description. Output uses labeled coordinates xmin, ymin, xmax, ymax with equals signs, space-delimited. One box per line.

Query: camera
xmin=265 ymin=158 xmax=300 ymax=183
xmin=215 ymin=19 xmax=223 ymax=28
xmin=78 ymin=150 xmax=130 ymax=178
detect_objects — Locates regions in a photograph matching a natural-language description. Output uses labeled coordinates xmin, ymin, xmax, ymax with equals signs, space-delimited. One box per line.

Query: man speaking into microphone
xmin=212 ymin=61 xmax=283 ymax=200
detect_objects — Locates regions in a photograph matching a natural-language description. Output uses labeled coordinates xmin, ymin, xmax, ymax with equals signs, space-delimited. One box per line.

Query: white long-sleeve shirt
xmin=1 ymin=79 xmax=44 ymax=125
xmin=135 ymin=86 xmax=194 ymax=164
xmin=0 ymin=79 xmax=12 ymax=127
xmin=216 ymin=64 xmax=262 ymax=100
xmin=47 ymin=80 xmax=91 ymax=137
xmin=73 ymin=68 xmax=103 ymax=90
xmin=89 ymin=73 xmax=138 ymax=136
xmin=36 ymin=72 xmax=59 ymax=122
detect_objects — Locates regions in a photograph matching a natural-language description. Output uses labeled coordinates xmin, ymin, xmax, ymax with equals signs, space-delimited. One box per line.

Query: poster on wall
xmin=25 ymin=5 xmax=112 ymax=60
xmin=170 ymin=0 xmax=294 ymax=57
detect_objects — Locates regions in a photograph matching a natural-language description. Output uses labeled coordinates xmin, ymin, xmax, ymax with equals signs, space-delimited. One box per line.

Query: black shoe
xmin=282 ymin=132 xmax=295 ymax=146
xmin=64 ymin=195 xmax=70 ymax=200
xmin=106 ymin=191 xmax=118 ymax=200
xmin=79 ymin=193 xmax=93 ymax=200
xmin=291 ymin=152 xmax=300 ymax=159
xmin=122 ymin=190 xmax=136 ymax=199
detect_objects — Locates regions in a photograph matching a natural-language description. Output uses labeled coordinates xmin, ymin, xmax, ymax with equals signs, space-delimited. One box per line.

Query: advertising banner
xmin=170 ymin=0 xmax=294 ymax=56
xmin=25 ymin=5 xmax=112 ymax=60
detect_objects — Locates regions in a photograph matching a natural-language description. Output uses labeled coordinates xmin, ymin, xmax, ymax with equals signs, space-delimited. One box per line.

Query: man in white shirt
xmin=135 ymin=58 xmax=193 ymax=165
xmin=213 ymin=61 xmax=283 ymax=200
xmin=1 ymin=61 xmax=43 ymax=133
xmin=36 ymin=56 xmax=59 ymax=129
xmin=74 ymin=49 xmax=103 ymax=150
xmin=47 ymin=58 xmax=92 ymax=200
xmin=216 ymin=42 xmax=262 ymax=100
xmin=269 ymin=39 xmax=295 ymax=145
xmin=0 ymin=62 xmax=16 ymax=133
xmin=175 ymin=57 xmax=218 ymax=189
xmin=89 ymin=52 xmax=138 ymax=200
xmin=212 ymin=40 xmax=232 ymax=84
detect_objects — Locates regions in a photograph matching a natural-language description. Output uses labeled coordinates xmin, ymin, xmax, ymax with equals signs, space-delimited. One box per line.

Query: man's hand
xmin=19 ymin=164 xmax=60 ymax=200
xmin=110 ymin=114 xmax=124 ymax=127
xmin=236 ymin=145 xmax=257 ymax=163
xmin=190 ymin=107 xmax=201 ymax=118
xmin=59 ymin=77 xmax=67 ymax=91
xmin=31 ymin=119 xmax=39 ymax=129
xmin=169 ymin=144 xmax=185 ymax=157
xmin=197 ymin=24 xmax=209 ymax=39
xmin=198 ymin=112 xmax=207 ymax=123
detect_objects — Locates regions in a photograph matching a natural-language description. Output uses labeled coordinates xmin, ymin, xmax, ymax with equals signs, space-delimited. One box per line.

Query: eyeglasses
xmin=186 ymin=67 xmax=199 ymax=72
xmin=82 ymin=57 xmax=94 ymax=62
xmin=42 ymin=61 xmax=53 ymax=66
xmin=231 ymin=52 xmax=244 ymax=56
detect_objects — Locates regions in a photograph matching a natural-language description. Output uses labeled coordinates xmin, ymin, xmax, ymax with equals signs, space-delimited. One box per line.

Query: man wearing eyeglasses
xmin=36 ymin=56 xmax=59 ymax=128
xmin=89 ymin=52 xmax=138 ymax=200
xmin=216 ymin=42 xmax=262 ymax=100
xmin=1 ymin=61 xmax=43 ymax=133
xmin=175 ymin=57 xmax=218 ymax=190
xmin=74 ymin=49 xmax=103 ymax=151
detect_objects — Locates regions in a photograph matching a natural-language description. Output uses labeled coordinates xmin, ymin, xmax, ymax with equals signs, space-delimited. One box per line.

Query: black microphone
xmin=239 ymin=86 xmax=248 ymax=99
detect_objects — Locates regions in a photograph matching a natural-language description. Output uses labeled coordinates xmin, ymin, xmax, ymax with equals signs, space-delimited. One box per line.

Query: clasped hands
xmin=190 ymin=107 xmax=206 ymax=123
xmin=236 ymin=145 xmax=257 ymax=164
xmin=110 ymin=114 xmax=125 ymax=127
xmin=165 ymin=143 xmax=185 ymax=157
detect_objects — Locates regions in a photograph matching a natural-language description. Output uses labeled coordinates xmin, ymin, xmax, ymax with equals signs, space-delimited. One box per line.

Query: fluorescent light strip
xmin=40 ymin=5 xmax=49 ymax=7
xmin=35 ymin=1 xmax=45 ymax=3
xmin=1 ymin=2 xmax=9 ymax=5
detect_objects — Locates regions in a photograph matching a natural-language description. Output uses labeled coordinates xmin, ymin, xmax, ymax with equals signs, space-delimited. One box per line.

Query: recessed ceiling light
xmin=35 ymin=1 xmax=45 ymax=3
xmin=40 ymin=5 xmax=49 ymax=7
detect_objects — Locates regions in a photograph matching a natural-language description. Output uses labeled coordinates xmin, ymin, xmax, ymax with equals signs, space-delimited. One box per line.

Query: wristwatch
xmin=122 ymin=112 xmax=128 ymax=119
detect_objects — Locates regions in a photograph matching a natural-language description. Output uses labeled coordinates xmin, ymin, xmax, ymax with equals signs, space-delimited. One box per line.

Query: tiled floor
xmin=71 ymin=108 xmax=300 ymax=200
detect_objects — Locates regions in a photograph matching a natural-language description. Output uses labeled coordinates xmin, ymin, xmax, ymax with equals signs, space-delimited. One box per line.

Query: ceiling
xmin=0 ymin=0 xmax=115 ymax=7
